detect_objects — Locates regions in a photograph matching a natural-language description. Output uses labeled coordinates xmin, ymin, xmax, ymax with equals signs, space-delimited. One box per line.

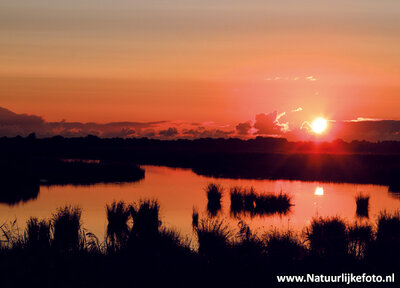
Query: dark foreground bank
xmin=1 ymin=200 xmax=399 ymax=288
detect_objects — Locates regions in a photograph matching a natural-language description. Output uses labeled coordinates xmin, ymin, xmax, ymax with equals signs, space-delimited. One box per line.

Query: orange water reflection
xmin=314 ymin=186 xmax=324 ymax=196
xmin=0 ymin=166 xmax=399 ymax=240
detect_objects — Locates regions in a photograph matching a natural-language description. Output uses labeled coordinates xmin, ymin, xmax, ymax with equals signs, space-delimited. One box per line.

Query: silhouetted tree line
xmin=0 ymin=134 xmax=399 ymax=205
xmin=2 ymin=134 xmax=400 ymax=157
xmin=0 ymin=155 xmax=144 ymax=204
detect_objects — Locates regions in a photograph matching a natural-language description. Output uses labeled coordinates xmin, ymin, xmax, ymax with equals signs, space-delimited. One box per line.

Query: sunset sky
xmin=0 ymin=1 xmax=399 ymax=140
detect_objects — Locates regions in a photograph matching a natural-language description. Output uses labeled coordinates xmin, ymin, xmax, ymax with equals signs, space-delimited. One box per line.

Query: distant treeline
xmin=0 ymin=158 xmax=144 ymax=204
xmin=0 ymin=135 xmax=400 ymax=204
xmin=2 ymin=134 xmax=400 ymax=156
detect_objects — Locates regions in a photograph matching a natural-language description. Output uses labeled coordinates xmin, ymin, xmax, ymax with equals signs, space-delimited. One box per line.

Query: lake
xmin=0 ymin=165 xmax=399 ymax=242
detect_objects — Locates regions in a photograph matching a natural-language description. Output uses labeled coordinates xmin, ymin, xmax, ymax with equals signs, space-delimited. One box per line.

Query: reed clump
xmin=305 ymin=216 xmax=348 ymax=258
xmin=25 ymin=217 xmax=51 ymax=250
xmin=106 ymin=201 xmax=131 ymax=250
xmin=355 ymin=193 xmax=370 ymax=218
xmin=130 ymin=199 xmax=161 ymax=238
xmin=265 ymin=230 xmax=305 ymax=263
xmin=230 ymin=186 xmax=292 ymax=217
xmin=347 ymin=222 xmax=373 ymax=259
xmin=52 ymin=205 xmax=83 ymax=252
xmin=192 ymin=207 xmax=199 ymax=229
xmin=376 ymin=210 xmax=400 ymax=242
xmin=1 ymin=203 xmax=400 ymax=287
xmin=194 ymin=218 xmax=232 ymax=257
xmin=234 ymin=220 xmax=264 ymax=258
xmin=205 ymin=183 xmax=223 ymax=217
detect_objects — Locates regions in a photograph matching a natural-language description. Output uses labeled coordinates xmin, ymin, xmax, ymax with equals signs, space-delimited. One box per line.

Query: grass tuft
xmin=305 ymin=216 xmax=348 ymax=257
xmin=106 ymin=201 xmax=131 ymax=250
xmin=195 ymin=218 xmax=232 ymax=257
xmin=205 ymin=183 xmax=223 ymax=217
xmin=130 ymin=199 xmax=161 ymax=238
xmin=52 ymin=205 xmax=82 ymax=252
xmin=355 ymin=193 xmax=370 ymax=218
xmin=230 ymin=186 xmax=292 ymax=217
xmin=25 ymin=217 xmax=51 ymax=250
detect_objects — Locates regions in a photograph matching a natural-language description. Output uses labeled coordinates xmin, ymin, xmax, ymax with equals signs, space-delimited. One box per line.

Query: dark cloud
xmin=0 ymin=107 xmax=45 ymax=136
xmin=236 ymin=121 xmax=252 ymax=135
xmin=0 ymin=106 xmax=169 ymax=138
xmin=102 ymin=128 xmax=136 ymax=138
xmin=0 ymin=107 xmax=44 ymax=126
xmin=183 ymin=127 xmax=234 ymax=139
xmin=159 ymin=127 xmax=179 ymax=137
xmin=333 ymin=120 xmax=400 ymax=142
xmin=142 ymin=129 xmax=156 ymax=137
xmin=42 ymin=119 xmax=168 ymax=138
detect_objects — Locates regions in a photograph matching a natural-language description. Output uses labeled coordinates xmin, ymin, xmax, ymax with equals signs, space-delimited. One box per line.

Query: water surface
xmin=0 ymin=165 xmax=399 ymax=240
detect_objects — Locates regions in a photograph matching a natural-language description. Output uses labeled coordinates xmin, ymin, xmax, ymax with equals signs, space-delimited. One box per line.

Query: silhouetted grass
xmin=234 ymin=220 xmax=264 ymax=258
xmin=192 ymin=207 xmax=199 ymax=229
xmin=157 ymin=227 xmax=192 ymax=256
xmin=106 ymin=201 xmax=130 ymax=251
xmin=305 ymin=216 xmax=348 ymax=258
xmin=205 ymin=183 xmax=223 ymax=217
xmin=355 ymin=193 xmax=370 ymax=218
xmin=195 ymin=218 xmax=232 ymax=257
xmin=230 ymin=186 xmax=292 ymax=217
xmin=243 ymin=187 xmax=257 ymax=213
xmin=52 ymin=205 xmax=82 ymax=251
xmin=130 ymin=199 xmax=161 ymax=238
xmin=368 ymin=211 xmax=400 ymax=267
xmin=230 ymin=186 xmax=244 ymax=216
xmin=25 ymin=217 xmax=51 ymax=250
xmin=254 ymin=192 xmax=292 ymax=215
xmin=265 ymin=230 xmax=304 ymax=262
xmin=347 ymin=222 xmax=372 ymax=259
xmin=376 ymin=210 xmax=400 ymax=242
xmin=2 ymin=201 xmax=400 ymax=287
xmin=0 ymin=219 xmax=22 ymax=249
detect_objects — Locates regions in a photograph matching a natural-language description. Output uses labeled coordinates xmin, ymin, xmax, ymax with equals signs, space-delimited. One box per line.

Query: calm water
xmin=0 ymin=165 xmax=399 ymax=241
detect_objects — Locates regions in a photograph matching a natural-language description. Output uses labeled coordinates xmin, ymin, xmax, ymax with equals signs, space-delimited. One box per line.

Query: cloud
xmin=159 ymin=127 xmax=179 ymax=138
xmin=333 ymin=120 xmax=400 ymax=142
xmin=102 ymin=128 xmax=136 ymax=138
xmin=142 ymin=129 xmax=156 ymax=137
xmin=300 ymin=121 xmax=312 ymax=131
xmin=1 ymin=106 xmax=400 ymax=141
xmin=235 ymin=121 xmax=252 ymax=135
xmin=0 ymin=107 xmax=45 ymax=136
xmin=348 ymin=117 xmax=382 ymax=122
xmin=0 ymin=106 xmax=171 ymax=138
xmin=253 ymin=111 xmax=282 ymax=135
xmin=183 ymin=127 xmax=234 ymax=139
xmin=45 ymin=120 xmax=164 ymax=138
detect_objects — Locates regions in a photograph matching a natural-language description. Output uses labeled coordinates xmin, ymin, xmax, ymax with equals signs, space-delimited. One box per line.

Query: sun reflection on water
xmin=314 ymin=186 xmax=324 ymax=196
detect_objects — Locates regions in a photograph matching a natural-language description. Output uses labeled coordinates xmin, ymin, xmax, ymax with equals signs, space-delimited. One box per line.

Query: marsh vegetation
xmin=0 ymin=199 xmax=399 ymax=287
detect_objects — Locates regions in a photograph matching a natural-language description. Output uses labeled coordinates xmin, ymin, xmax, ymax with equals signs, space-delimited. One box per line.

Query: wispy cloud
xmin=292 ymin=107 xmax=303 ymax=112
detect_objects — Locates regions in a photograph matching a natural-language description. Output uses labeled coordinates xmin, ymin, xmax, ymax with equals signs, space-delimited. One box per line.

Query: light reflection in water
xmin=314 ymin=186 xmax=324 ymax=196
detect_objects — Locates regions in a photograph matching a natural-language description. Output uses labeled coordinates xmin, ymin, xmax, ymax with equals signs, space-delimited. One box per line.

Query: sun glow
xmin=311 ymin=117 xmax=328 ymax=134
xmin=314 ymin=186 xmax=324 ymax=196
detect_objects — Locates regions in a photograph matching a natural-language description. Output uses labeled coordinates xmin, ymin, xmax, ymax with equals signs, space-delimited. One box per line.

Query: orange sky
xmin=0 ymin=0 xmax=399 ymax=128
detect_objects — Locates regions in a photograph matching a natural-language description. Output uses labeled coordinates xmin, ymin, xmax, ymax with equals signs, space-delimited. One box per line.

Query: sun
xmin=311 ymin=117 xmax=328 ymax=134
